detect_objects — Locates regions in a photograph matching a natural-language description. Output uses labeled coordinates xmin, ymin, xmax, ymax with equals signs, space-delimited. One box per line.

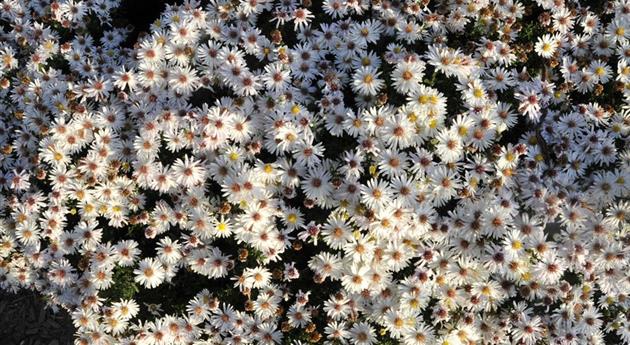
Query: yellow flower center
xmin=287 ymin=214 xmax=297 ymax=224
xmin=291 ymin=104 xmax=300 ymax=114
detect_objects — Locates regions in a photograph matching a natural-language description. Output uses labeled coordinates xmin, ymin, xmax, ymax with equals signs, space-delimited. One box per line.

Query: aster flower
xmin=309 ymin=252 xmax=343 ymax=281
xmin=435 ymin=129 xmax=463 ymax=163
xmin=169 ymin=66 xmax=199 ymax=95
xmin=172 ymin=155 xmax=206 ymax=188
xmin=243 ymin=266 xmax=272 ymax=289
xmin=485 ymin=67 xmax=515 ymax=92
xmin=590 ymin=60 xmax=612 ymax=84
xmin=352 ymin=66 xmax=384 ymax=96
xmin=535 ymin=34 xmax=559 ymax=59
xmin=515 ymin=86 xmax=543 ymax=122
xmin=349 ymin=322 xmax=377 ymax=345
xmin=381 ymin=113 xmax=415 ymax=149
xmin=292 ymin=8 xmax=314 ymax=31
xmin=301 ymin=166 xmax=333 ymax=201
xmin=262 ymin=63 xmax=291 ymax=93
xmin=134 ymin=258 xmax=166 ymax=289
xmin=360 ymin=178 xmax=392 ymax=211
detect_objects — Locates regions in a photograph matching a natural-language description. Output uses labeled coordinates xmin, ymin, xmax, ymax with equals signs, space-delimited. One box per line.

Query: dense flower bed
xmin=0 ymin=0 xmax=629 ymax=344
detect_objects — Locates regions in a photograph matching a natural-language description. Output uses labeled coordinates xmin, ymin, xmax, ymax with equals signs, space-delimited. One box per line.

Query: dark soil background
xmin=117 ymin=0 xmax=181 ymax=46
xmin=0 ymin=290 xmax=74 ymax=345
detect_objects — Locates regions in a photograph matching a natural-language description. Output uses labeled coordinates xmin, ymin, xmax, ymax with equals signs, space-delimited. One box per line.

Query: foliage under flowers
xmin=0 ymin=0 xmax=629 ymax=344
